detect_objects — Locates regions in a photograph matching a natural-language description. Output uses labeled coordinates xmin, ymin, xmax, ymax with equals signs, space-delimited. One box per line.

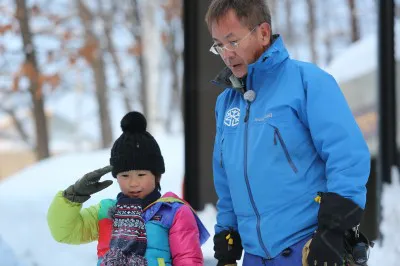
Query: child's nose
xmin=128 ymin=178 xmax=139 ymax=187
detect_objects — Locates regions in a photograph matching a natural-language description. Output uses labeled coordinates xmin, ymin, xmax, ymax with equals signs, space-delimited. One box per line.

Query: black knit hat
xmin=110 ymin=111 xmax=165 ymax=178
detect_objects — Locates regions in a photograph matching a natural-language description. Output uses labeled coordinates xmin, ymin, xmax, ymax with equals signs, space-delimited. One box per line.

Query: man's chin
xmin=230 ymin=66 xmax=247 ymax=78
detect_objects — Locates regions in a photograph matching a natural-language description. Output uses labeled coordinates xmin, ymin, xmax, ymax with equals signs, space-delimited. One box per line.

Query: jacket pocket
xmin=273 ymin=126 xmax=298 ymax=173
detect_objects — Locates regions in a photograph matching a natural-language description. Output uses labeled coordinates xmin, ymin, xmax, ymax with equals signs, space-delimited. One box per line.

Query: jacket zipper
xmin=273 ymin=127 xmax=298 ymax=173
xmin=243 ymin=69 xmax=271 ymax=259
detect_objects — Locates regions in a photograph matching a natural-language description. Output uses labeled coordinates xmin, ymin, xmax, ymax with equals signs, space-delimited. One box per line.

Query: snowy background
xmin=1 ymin=0 xmax=400 ymax=265
xmin=0 ymin=134 xmax=400 ymax=265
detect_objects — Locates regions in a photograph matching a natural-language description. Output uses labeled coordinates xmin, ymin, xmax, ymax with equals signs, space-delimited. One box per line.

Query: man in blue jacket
xmin=205 ymin=0 xmax=370 ymax=265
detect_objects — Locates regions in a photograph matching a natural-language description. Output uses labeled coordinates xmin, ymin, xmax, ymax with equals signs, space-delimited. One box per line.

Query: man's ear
xmin=259 ymin=22 xmax=271 ymax=46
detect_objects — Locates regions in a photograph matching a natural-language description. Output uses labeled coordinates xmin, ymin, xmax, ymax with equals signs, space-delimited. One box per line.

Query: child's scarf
xmin=101 ymin=189 xmax=161 ymax=266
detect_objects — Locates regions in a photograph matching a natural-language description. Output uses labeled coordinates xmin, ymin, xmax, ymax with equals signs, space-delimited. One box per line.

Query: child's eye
xmin=138 ymin=173 xmax=146 ymax=177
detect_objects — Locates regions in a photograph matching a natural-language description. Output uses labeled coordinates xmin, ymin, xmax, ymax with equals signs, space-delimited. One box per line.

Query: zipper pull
xmin=273 ymin=129 xmax=277 ymax=145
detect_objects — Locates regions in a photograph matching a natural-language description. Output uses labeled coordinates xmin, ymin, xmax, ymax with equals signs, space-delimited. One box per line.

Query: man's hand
xmin=214 ymin=230 xmax=243 ymax=266
xmin=306 ymin=230 xmax=345 ymax=266
xmin=305 ymin=192 xmax=363 ymax=266
xmin=63 ymin=166 xmax=113 ymax=203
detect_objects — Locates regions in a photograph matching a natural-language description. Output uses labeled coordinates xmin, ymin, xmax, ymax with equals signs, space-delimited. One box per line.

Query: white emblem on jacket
xmin=224 ymin=108 xmax=240 ymax=127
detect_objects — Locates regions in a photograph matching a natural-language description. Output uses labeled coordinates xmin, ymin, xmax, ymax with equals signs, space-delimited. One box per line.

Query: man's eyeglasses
xmin=209 ymin=26 xmax=258 ymax=55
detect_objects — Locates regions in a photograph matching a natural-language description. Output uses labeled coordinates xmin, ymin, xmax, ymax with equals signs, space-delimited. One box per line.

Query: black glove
xmin=63 ymin=166 xmax=113 ymax=203
xmin=214 ymin=230 xmax=243 ymax=266
xmin=307 ymin=192 xmax=363 ymax=266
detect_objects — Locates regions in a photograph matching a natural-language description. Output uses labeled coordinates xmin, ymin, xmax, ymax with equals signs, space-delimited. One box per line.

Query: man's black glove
xmin=307 ymin=192 xmax=363 ymax=266
xmin=63 ymin=166 xmax=113 ymax=203
xmin=214 ymin=230 xmax=243 ymax=266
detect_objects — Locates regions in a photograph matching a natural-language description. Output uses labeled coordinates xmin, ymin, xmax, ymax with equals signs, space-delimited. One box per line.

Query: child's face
xmin=116 ymin=170 xmax=156 ymax=199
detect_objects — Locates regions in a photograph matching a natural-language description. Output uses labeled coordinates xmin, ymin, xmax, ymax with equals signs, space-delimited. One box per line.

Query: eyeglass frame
xmin=209 ymin=25 xmax=259 ymax=55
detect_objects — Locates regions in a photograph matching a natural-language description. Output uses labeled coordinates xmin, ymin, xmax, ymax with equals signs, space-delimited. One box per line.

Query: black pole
xmin=183 ymin=0 xmax=200 ymax=210
xmin=377 ymin=0 xmax=396 ymax=238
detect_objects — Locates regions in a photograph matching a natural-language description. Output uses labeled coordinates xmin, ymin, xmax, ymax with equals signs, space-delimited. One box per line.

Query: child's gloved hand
xmin=63 ymin=166 xmax=113 ymax=203
xmin=214 ymin=230 xmax=243 ymax=266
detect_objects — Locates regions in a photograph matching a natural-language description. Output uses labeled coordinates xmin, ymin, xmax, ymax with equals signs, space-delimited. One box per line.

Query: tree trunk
xmin=284 ymin=0 xmax=293 ymax=45
xmin=77 ymin=0 xmax=113 ymax=148
xmin=269 ymin=0 xmax=278 ymax=33
xmin=2 ymin=107 xmax=30 ymax=145
xmin=348 ymin=0 xmax=360 ymax=42
xmin=324 ymin=36 xmax=333 ymax=65
xmin=15 ymin=0 xmax=50 ymax=160
xmin=284 ymin=0 xmax=298 ymax=57
xmin=165 ymin=26 xmax=182 ymax=133
xmin=92 ymin=42 xmax=113 ymax=148
xmin=306 ymin=0 xmax=318 ymax=63
xmin=322 ymin=2 xmax=333 ymax=65
xmin=131 ymin=0 xmax=148 ymax=118
xmin=99 ymin=0 xmax=132 ymax=113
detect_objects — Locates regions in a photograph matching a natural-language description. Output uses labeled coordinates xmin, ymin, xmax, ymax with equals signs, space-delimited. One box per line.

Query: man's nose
xmin=221 ymin=48 xmax=235 ymax=61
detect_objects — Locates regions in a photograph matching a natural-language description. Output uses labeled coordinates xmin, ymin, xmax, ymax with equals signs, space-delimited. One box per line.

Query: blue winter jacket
xmin=212 ymin=36 xmax=370 ymax=259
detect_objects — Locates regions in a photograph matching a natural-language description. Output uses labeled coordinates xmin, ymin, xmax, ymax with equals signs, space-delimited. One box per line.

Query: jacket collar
xmin=248 ymin=34 xmax=289 ymax=73
xmin=211 ymin=66 xmax=247 ymax=93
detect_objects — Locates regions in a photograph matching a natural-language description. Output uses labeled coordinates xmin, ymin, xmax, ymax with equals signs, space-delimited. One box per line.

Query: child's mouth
xmin=128 ymin=191 xmax=141 ymax=197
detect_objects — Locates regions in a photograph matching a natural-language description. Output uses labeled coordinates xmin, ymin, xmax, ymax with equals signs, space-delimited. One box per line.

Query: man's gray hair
xmin=205 ymin=0 xmax=272 ymax=32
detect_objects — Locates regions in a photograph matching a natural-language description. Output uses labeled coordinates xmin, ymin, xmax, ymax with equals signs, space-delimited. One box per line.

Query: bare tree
xmin=98 ymin=0 xmax=132 ymax=113
xmin=15 ymin=0 xmax=50 ymax=159
xmin=77 ymin=0 xmax=113 ymax=148
xmin=347 ymin=0 xmax=360 ymax=42
xmin=269 ymin=0 xmax=278 ymax=33
xmin=284 ymin=0 xmax=294 ymax=45
xmin=162 ymin=0 xmax=183 ymax=133
xmin=321 ymin=0 xmax=333 ymax=65
xmin=128 ymin=0 xmax=148 ymax=118
xmin=306 ymin=0 xmax=318 ymax=63
xmin=0 ymin=104 xmax=30 ymax=145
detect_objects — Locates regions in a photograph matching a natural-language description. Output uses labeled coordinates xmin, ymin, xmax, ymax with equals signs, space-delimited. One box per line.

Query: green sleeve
xmin=47 ymin=191 xmax=100 ymax=244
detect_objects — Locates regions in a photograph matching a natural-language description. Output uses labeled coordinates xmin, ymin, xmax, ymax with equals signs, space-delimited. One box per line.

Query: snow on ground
xmin=0 ymin=132 xmax=400 ymax=265
xmin=0 ymin=133 xmax=195 ymax=266
xmin=0 ymin=236 xmax=26 ymax=266
xmin=368 ymin=167 xmax=400 ymax=265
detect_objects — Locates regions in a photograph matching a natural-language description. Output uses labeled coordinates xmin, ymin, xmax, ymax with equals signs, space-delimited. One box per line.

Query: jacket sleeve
xmin=302 ymin=68 xmax=370 ymax=208
xmin=169 ymin=205 xmax=203 ymax=266
xmin=47 ymin=191 xmax=100 ymax=244
xmin=213 ymin=93 xmax=238 ymax=234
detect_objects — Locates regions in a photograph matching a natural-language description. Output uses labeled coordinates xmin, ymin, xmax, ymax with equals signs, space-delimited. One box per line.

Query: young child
xmin=47 ymin=111 xmax=210 ymax=266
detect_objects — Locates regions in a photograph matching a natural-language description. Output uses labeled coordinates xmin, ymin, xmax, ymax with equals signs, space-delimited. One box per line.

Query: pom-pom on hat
xmin=110 ymin=111 xmax=165 ymax=177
